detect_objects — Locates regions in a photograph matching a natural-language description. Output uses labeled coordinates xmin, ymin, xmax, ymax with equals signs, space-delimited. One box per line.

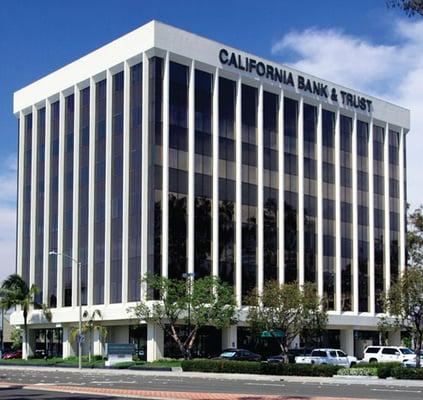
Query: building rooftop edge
xmin=13 ymin=19 xmax=410 ymax=130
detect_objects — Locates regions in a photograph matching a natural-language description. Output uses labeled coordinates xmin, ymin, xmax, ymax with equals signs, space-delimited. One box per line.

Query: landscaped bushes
xmin=374 ymin=362 xmax=402 ymax=379
xmin=392 ymin=367 xmax=423 ymax=380
xmin=181 ymin=359 xmax=341 ymax=377
xmin=337 ymin=367 xmax=377 ymax=376
xmin=181 ymin=359 xmax=261 ymax=374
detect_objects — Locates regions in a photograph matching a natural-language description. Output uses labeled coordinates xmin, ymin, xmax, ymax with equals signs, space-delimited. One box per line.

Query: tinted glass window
xmin=311 ymin=350 xmax=327 ymax=357
xmin=365 ymin=347 xmax=380 ymax=354
xmin=381 ymin=348 xmax=397 ymax=355
xmin=337 ymin=351 xmax=347 ymax=357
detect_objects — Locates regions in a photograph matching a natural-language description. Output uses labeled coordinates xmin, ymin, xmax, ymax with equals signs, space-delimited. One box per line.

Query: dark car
xmin=216 ymin=348 xmax=261 ymax=361
xmin=2 ymin=350 xmax=22 ymax=359
xmin=267 ymin=354 xmax=288 ymax=363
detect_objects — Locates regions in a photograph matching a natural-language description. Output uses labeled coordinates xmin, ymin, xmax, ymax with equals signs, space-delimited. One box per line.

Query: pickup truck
xmin=295 ymin=348 xmax=357 ymax=367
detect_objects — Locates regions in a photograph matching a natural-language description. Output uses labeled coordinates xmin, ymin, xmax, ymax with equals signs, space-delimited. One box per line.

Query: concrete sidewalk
xmin=0 ymin=364 xmax=422 ymax=388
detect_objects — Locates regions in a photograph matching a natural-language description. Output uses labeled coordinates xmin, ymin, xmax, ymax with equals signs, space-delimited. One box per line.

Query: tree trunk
xmin=416 ymin=332 xmax=422 ymax=369
xmin=88 ymin=328 xmax=92 ymax=364
xmin=23 ymin=309 xmax=28 ymax=361
xmin=186 ymin=328 xmax=198 ymax=359
xmin=169 ymin=324 xmax=187 ymax=359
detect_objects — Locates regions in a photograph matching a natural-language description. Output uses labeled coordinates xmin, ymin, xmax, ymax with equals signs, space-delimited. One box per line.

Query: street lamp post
xmin=49 ymin=251 xmax=82 ymax=370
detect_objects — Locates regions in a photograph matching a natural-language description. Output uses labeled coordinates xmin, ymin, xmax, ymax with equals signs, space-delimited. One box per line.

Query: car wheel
xmin=369 ymin=358 xmax=378 ymax=364
xmin=350 ymin=362 xmax=356 ymax=367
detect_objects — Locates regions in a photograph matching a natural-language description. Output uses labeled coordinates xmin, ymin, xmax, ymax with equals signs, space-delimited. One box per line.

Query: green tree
xmin=129 ymin=275 xmax=237 ymax=359
xmin=70 ymin=309 xmax=107 ymax=363
xmin=247 ymin=281 xmax=327 ymax=359
xmin=0 ymin=274 xmax=39 ymax=359
xmin=10 ymin=327 xmax=22 ymax=350
xmin=408 ymin=205 xmax=423 ymax=267
xmin=383 ymin=266 xmax=423 ymax=367
xmin=387 ymin=0 xmax=423 ymax=16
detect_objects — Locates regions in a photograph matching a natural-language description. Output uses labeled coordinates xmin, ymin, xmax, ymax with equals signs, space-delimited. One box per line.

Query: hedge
xmin=374 ymin=362 xmax=402 ymax=379
xmin=181 ymin=359 xmax=341 ymax=377
xmin=392 ymin=367 xmax=423 ymax=380
xmin=337 ymin=367 xmax=377 ymax=377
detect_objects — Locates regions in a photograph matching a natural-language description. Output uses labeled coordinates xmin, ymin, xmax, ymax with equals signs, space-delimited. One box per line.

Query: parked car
xmin=267 ymin=354 xmax=288 ymax=363
xmin=295 ymin=348 xmax=357 ymax=367
xmin=2 ymin=350 xmax=22 ymax=359
xmin=362 ymin=346 xmax=416 ymax=364
xmin=287 ymin=348 xmax=313 ymax=364
xmin=215 ymin=348 xmax=261 ymax=361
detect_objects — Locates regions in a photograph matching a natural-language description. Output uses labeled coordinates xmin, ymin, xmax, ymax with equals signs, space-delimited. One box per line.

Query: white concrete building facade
xmin=12 ymin=21 xmax=409 ymax=360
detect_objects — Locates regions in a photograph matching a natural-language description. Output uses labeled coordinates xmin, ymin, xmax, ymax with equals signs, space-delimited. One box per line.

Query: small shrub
xmin=392 ymin=367 xmax=423 ymax=380
xmin=337 ymin=367 xmax=377 ymax=376
xmin=376 ymin=362 xmax=402 ymax=379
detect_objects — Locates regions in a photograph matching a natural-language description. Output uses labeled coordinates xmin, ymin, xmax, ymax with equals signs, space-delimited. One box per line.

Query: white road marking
xmin=245 ymin=383 xmax=286 ymax=387
xmin=371 ymin=388 xmax=422 ymax=393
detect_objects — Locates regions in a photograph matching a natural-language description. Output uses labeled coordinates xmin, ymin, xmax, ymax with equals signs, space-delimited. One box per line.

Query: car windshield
xmin=400 ymin=348 xmax=414 ymax=355
xmin=220 ymin=351 xmax=236 ymax=358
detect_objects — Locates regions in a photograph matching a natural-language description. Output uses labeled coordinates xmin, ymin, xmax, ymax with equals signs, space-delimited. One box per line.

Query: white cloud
xmin=0 ymin=155 xmax=16 ymax=283
xmin=272 ymin=19 xmax=423 ymax=209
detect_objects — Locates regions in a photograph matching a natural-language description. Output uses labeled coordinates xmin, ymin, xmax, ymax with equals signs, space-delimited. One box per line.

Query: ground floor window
xmin=34 ymin=328 xmax=63 ymax=358
xmin=129 ymin=325 xmax=147 ymax=360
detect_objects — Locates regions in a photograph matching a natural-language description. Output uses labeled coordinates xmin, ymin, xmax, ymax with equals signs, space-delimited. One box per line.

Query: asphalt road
xmin=0 ymin=367 xmax=422 ymax=399
xmin=0 ymin=386 xmax=129 ymax=399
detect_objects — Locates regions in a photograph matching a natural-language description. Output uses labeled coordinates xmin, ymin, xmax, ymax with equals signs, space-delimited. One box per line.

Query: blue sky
xmin=0 ymin=0 xmax=422 ymax=280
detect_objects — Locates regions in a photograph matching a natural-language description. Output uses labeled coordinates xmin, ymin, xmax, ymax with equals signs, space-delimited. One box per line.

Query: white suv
xmin=363 ymin=346 xmax=416 ymax=364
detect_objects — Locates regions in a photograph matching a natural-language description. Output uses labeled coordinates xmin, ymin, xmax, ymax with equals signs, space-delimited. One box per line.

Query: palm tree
xmin=0 ymin=274 xmax=39 ymax=360
xmin=70 ymin=309 xmax=107 ymax=363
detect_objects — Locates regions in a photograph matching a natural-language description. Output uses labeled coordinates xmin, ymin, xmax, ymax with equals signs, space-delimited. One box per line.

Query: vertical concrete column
xmin=235 ymin=77 xmax=242 ymax=305
xmin=147 ymin=323 xmax=164 ymax=362
xmin=161 ymin=52 xmax=170 ymax=278
xmin=104 ymin=70 xmax=113 ymax=305
xmin=278 ymin=92 xmax=284 ymax=285
xmin=29 ymin=106 xmax=38 ymax=287
xmin=257 ymin=84 xmax=264 ymax=295
xmin=340 ymin=329 xmax=354 ymax=356
xmin=222 ymin=326 xmax=237 ymax=349
xmin=62 ymin=326 xmax=76 ymax=358
xmin=388 ymin=329 xmax=401 ymax=346
xmin=297 ymin=98 xmax=304 ymax=286
xmin=188 ymin=60 xmax=195 ymax=277
xmin=93 ymin=328 xmax=104 ymax=357
xmin=368 ymin=119 xmax=375 ymax=315
xmin=16 ymin=113 xmax=25 ymax=277
xmin=212 ymin=68 xmax=219 ymax=278
xmin=43 ymin=102 xmax=51 ymax=305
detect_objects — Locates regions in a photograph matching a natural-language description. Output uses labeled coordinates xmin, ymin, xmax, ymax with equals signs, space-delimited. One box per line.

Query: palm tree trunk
xmin=23 ymin=310 xmax=28 ymax=361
